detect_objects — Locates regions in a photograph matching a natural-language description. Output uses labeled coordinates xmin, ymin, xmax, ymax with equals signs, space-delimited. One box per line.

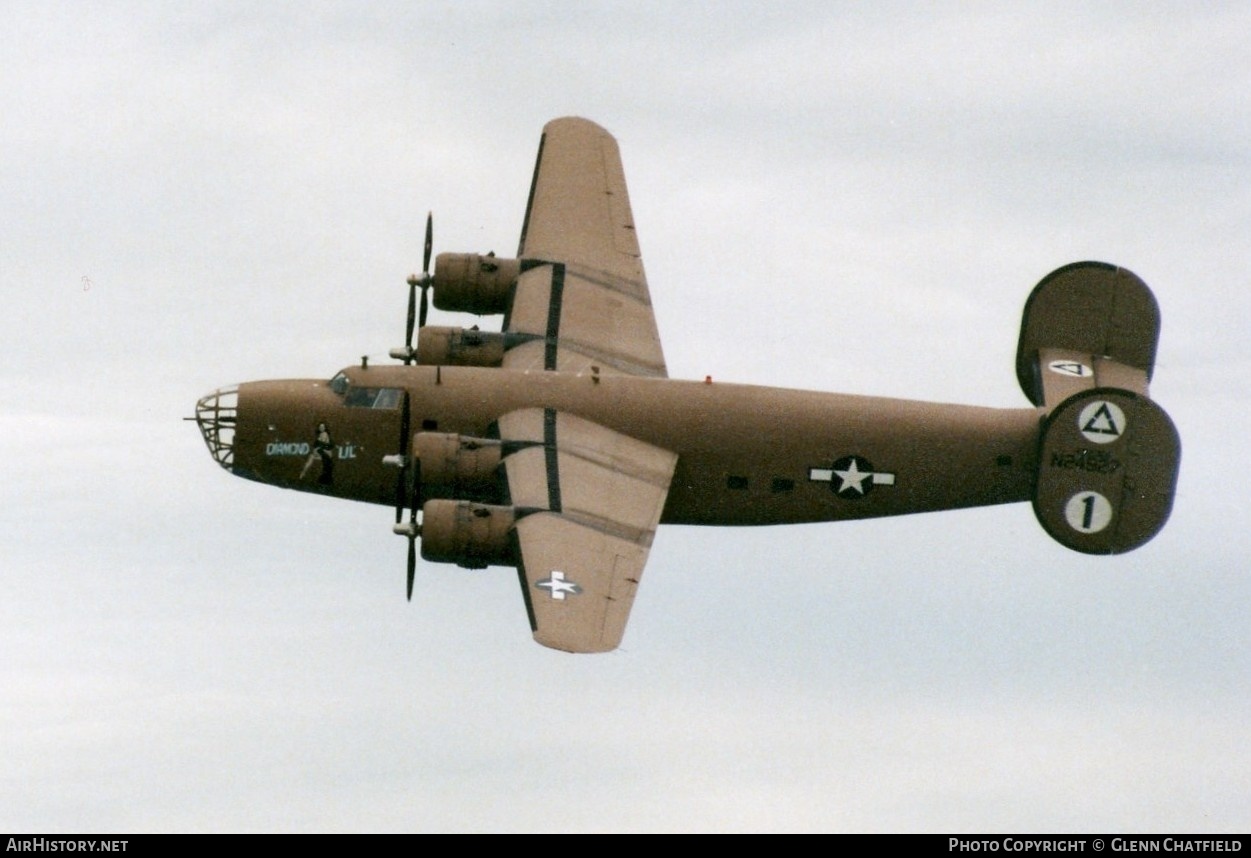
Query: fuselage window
xmin=329 ymin=372 xmax=349 ymax=395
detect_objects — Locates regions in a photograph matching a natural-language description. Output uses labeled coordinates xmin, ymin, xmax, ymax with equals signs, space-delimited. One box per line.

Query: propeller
xmin=391 ymin=465 xmax=423 ymax=601
xmin=390 ymin=392 xmax=424 ymax=601
xmin=393 ymin=389 xmax=412 ymax=526
xmin=405 ymin=458 xmax=423 ymax=601
xmin=401 ymin=212 xmax=434 ymax=364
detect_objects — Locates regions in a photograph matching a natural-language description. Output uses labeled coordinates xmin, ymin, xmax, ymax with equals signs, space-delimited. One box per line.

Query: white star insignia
xmin=809 ymin=456 xmax=895 ymax=499
xmin=834 ymin=458 xmax=873 ymax=495
xmin=536 ymin=570 xmax=582 ymax=600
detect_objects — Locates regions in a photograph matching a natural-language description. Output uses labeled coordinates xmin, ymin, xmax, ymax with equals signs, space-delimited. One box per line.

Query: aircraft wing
xmin=504 ymin=117 xmax=667 ymax=378
xmin=497 ymin=408 xmax=677 ymax=653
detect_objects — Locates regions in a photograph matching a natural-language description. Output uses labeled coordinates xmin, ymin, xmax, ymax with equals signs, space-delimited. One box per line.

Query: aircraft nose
xmin=193 ymin=385 xmax=239 ymax=471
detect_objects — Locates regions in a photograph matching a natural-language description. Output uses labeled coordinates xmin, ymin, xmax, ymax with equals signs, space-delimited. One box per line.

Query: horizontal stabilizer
xmin=1034 ymin=388 xmax=1179 ymax=554
xmin=1017 ymin=262 xmax=1160 ymax=408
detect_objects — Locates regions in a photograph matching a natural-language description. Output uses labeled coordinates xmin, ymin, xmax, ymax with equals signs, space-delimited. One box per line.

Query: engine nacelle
xmin=432 ymin=253 xmax=521 ymax=316
xmin=420 ymin=499 xmax=516 ymax=569
xmin=412 ymin=432 xmax=503 ymax=501
xmin=416 ymin=326 xmax=507 ymax=367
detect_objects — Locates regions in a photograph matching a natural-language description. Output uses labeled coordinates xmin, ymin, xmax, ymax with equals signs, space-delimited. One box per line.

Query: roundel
xmin=1077 ymin=400 xmax=1126 ymax=445
xmin=829 ymin=455 xmax=876 ymax=499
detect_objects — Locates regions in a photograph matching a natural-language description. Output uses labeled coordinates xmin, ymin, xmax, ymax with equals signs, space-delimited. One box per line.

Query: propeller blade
xmin=406 ymin=536 xmax=416 ymax=601
xmin=404 ymin=280 xmax=417 ymax=363
xmin=406 ymin=454 xmax=421 ymax=602
xmin=395 ymin=392 xmax=411 ymax=523
xmin=418 ymin=283 xmax=429 ymax=329
xmin=423 ymin=211 xmax=433 ymax=275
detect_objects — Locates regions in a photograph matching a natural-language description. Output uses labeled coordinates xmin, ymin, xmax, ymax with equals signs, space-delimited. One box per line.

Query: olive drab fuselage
xmin=223 ymin=364 xmax=1042 ymax=526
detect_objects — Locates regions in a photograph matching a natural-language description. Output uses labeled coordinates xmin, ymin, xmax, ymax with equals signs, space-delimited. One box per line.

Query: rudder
xmin=1034 ymin=388 xmax=1179 ymax=554
xmin=1016 ymin=261 xmax=1160 ymax=408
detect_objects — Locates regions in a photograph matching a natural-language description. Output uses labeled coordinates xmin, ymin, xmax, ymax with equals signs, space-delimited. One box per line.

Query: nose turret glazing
xmin=195 ymin=386 xmax=238 ymax=470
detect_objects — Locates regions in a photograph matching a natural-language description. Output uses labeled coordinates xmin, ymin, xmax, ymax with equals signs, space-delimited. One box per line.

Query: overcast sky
xmin=3 ymin=1 xmax=1249 ymax=833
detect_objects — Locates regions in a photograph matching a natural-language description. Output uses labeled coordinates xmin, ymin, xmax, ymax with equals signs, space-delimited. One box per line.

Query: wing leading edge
xmin=497 ymin=408 xmax=677 ymax=653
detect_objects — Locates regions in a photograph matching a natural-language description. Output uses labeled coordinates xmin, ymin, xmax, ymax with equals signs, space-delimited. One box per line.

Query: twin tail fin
xmin=1017 ymin=262 xmax=1180 ymax=554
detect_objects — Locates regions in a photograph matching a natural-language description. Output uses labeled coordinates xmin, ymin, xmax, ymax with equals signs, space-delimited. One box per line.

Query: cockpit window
xmin=329 ymin=372 xmax=349 ymax=395
xmin=373 ymin=387 xmax=402 ymax=409
xmin=345 ymin=386 xmax=403 ymax=409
